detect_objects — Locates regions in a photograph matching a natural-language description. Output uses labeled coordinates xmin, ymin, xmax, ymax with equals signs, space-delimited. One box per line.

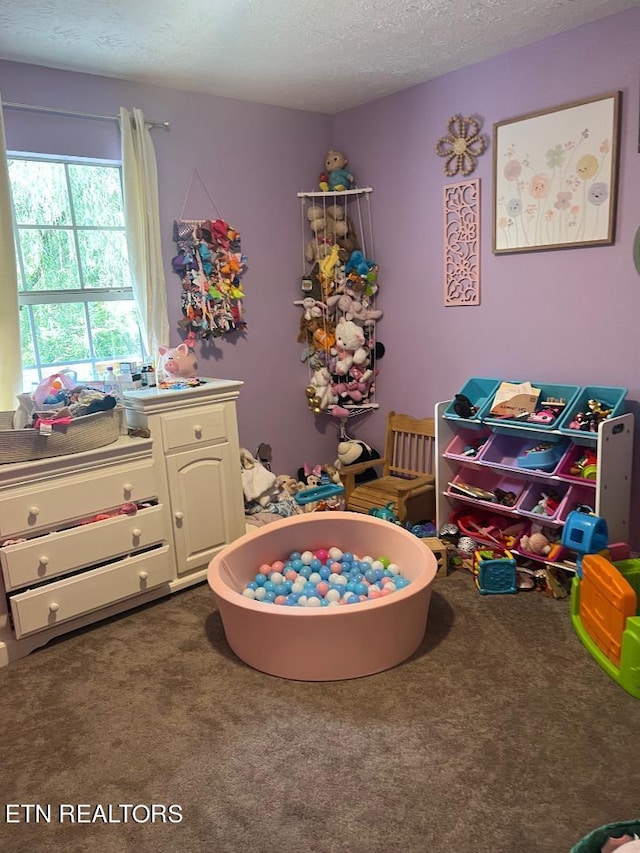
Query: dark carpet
xmin=0 ymin=569 xmax=638 ymax=853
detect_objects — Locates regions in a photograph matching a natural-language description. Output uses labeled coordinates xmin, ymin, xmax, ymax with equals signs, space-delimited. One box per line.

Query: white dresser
xmin=0 ymin=378 xmax=245 ymax=665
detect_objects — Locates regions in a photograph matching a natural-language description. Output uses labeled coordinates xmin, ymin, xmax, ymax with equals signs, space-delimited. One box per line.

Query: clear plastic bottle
xmin=103 ymin=366 xmax=118 ymax=398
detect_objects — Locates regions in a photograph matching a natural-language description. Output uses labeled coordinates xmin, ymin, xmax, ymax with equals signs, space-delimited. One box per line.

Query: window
xmin=7 ymin=155 xmax=146 ymax=391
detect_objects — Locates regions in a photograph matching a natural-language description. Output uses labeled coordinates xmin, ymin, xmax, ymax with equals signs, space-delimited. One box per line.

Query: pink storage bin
xmin=443 ymin=428 xmax=491 ymax=462
xmin=556 ymin=484 xmax=597 ymax=522
xmin=446 ymin=470 xmax=528 ymax=509
xmin=518 ymin=482 xmax=571 ymax=522
xmin=478 ymin=433 xmax=567 ymax=474
xmin=207 ymin=512 xmax=438 ymax=681
xmin=556 ymin=444 xmax=599 ymax=483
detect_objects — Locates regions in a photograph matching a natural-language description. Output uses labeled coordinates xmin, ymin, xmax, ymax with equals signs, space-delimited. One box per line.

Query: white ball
xmin=309 ymin=572 xmax=322 ymax=585
xmin=242 ymin=588 xmax=256 ymax=599
xmin=292 ymin=581 xmax=305 ymax=594
xmin=306 ymin=596 xmax=321 ymax=607
xmin=301 ymin=551 xmax=314 ymax=565
xmin=329 ymin=547 xmax=343 ymax=560
xmin=387 ymin=563 xmax=400 ymax=575
xmin=254 ymin=587 xmax=267 ymax=600
xmin=270 ymin=571 xmax=284 ymax=585
xmin=371 ymin=560 xmax=385 ymax=572
xmin=326 ymin=588 xmax=341 ymax=602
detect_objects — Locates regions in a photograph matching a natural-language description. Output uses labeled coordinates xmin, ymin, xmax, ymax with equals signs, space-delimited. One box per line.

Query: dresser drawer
xmin=160 ymin=405 xmax=228 ymax=452
xmin=9 ymin=545 xmax=172 ymax=638
xmin=0 ymin=460 xmax=157 ymax=538
xmin=1 ymin=505 xmax=167 ymax=592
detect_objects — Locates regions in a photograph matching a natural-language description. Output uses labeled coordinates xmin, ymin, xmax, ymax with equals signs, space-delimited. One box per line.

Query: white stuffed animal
xmin=308 ymin=367 xmax=338 ymax=413
xmin=333 ymin=319 xmax=369 ymax=376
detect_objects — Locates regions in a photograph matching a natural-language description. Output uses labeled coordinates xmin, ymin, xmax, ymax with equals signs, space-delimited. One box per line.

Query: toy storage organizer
xmin=296 ymin=188 xmax=380 ymax=435
xmin=435 ymin=379 xmax=634 ymax=566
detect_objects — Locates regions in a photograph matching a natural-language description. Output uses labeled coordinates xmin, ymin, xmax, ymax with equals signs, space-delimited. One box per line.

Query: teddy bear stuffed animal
xmin=332 ymin=319 xmax=369 ymax=376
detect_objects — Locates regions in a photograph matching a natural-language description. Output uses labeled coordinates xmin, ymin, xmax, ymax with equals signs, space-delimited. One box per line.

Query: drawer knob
xmin=139 ymin=571 xmax=149 ymax=580
xmin=132 ymin=528 xmax=142 ymax=538
xmin=123 ymin=483 xmax=133 ymax=494
xmin=175 ymin=511 xmax=184 ymax=521
xmin=194 ymin=424 xmax=203 ymax=436
xmin=49 ymin=602 xmax=60 ymax=613
xmin=29 ymin=506 xmax=40 ymax=517
xmin=39 ymin=556 xmax=49 ymax=567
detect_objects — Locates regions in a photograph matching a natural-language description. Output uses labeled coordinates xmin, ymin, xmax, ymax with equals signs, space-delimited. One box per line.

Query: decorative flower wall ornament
xmin=436 ymin=114 xmax=488 ymax=177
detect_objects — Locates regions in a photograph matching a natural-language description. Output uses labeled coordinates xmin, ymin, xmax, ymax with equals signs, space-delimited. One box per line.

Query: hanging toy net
xmin=296 ymin=186 xmax=381 ymax=422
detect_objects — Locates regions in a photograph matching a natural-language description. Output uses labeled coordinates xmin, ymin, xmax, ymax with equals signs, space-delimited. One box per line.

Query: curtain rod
xmin=2 ymin=101 xmax=171 ymax=130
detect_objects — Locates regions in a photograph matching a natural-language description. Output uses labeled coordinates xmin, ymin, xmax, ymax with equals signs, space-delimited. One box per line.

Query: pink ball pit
xmin=207 ymin=512 xmax=438 ymax=681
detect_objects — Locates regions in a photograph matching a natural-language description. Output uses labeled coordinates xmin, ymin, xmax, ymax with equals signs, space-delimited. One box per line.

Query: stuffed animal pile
xmin=297 ymin=151 xmax=383 ymax=417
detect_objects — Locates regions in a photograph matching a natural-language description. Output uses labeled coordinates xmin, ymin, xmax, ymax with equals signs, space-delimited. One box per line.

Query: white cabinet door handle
xmin=49 ymin=602 xmax=60 ymax=613
xmin=39 ymin=556 xmax=49 ymax=567
xmin=132 ymin=528 xmax=142 ymax=538
xmin=139 ymin=571 xmax=149 ymax=580
xmin=175 ymin=511 xmax=184 ymax=521
xmin=194 ymin=424 xmax=203 ymax=436
xmin=29 ymin=506 xmax=40 ymax=517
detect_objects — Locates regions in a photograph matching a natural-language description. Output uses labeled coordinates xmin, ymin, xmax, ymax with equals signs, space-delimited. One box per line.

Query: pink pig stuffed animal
xmin=157 ymin=344 xmax=198 ymax=382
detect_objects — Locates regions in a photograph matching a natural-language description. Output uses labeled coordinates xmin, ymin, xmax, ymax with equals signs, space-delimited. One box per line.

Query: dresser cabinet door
xmin=165 ymin=444 xmax=245 ymax=575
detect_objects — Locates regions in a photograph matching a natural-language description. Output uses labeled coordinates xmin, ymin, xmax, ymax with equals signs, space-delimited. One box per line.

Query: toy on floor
xmin=562 ymin=511 xmax=640 ymax=699
xmin=473 ymin=547 xmax=517 ymax=595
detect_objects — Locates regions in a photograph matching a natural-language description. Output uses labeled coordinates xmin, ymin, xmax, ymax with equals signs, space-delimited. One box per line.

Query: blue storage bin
xmin=443 ymin=377 xmax=500 ymax=428
xmin=480 ymin=381 xmax=581 ymax=433
xmin=558 ymin=385 xmax=627 ymax=440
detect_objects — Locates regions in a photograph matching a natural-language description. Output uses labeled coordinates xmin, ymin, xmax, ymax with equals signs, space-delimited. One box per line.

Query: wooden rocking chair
xmin=340 ymin=411 xmax=436 ymax=524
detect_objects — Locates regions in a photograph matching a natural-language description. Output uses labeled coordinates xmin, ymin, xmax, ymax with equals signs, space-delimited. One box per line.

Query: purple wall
xmin=0 ymin=61 xmax=335 ymax=475
xmin=334 ymin=7 xmax=640 ymax=546
xmin=1 ymin=5 xmax=640 ymax=543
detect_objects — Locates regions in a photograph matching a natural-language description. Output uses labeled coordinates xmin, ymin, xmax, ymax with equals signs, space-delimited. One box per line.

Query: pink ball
xmin=271 ymin=560 xmax=285 ymax=572
xmin=316 ymin=581 xmax=329 ymax=597
xmin=330 ymin=561 xmax=343 ymax=574
xmin=259 ymin=563 xmax=272 ymax=575
xmin=315 ymin=549 xmax=329 ymax=564
xmin=285 ymin=569 xmax=298 ymax=581
xmin=274 ymin=595 xmax=287 ymax=605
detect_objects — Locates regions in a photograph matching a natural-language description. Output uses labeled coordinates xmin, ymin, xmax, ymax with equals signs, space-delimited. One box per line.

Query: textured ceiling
xmin=0 ymin=0 xmax=638 ymax=114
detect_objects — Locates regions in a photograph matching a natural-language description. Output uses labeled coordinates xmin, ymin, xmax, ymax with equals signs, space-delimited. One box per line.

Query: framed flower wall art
xmin=493 ymin=92 xmax=621 ymax=254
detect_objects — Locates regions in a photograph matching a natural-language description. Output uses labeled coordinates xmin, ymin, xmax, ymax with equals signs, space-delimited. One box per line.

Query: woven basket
xmin=0 ymin=409 xmax=120 ymax=464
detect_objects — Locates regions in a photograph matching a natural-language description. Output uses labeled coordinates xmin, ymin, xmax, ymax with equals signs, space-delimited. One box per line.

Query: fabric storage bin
xmin=0 ymin=409 xmax=121 ymax=464
xmin=480 ymin=381 xmax=581 ymax=432
xmin=558 ymin=385 xmax=627 ymax=439
xmin=518 ymin=481 xmax=571 ymax=522
xmin=556 ymin=444 xmax=598 ymax=482
xmin=443 ymin=377 xmax=500 ymax=427
xmin=443 ymin=427 xmax=491 ymax=462
xmin=479 ymin=432 xmax=568 ymax=474
xmin=446 ymin=470 xmax=527 ymax=509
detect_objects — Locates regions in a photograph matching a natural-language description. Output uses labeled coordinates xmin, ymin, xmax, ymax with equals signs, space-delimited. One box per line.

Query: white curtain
xmin=120 ymin=107 xmax=170 ymax=358
xmin=0 ymin=95 xmax=23 ymax=410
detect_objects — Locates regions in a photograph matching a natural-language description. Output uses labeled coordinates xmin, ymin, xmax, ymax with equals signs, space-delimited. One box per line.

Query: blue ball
xmin=355 ymin=583 xmax=368 ymax=596
xmin=365 ymin=568 xmax=378 ymax=584
xmin=319 ymin=566 xmax=331 ymax=580
xmin=299 ymin=565 xmax=312 ymax=580
xmin=291 ymin=558 xmax=304 ymax=572
xmin=289 ymin=551 xmax=301 ymax=561
xmin=345 ymin=593 xmax=360 ymax=604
